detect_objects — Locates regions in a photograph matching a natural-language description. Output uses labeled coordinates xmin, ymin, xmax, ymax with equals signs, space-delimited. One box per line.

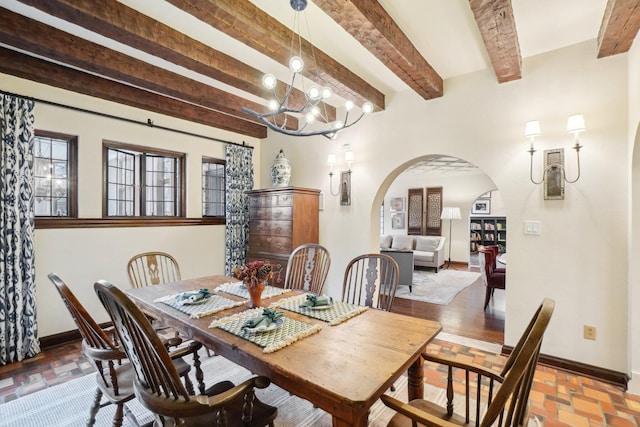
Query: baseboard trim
xmin=502 ymin=344 xmax=629 ymax=390
xmin=39 ymin=322 xmax=112 ymax=349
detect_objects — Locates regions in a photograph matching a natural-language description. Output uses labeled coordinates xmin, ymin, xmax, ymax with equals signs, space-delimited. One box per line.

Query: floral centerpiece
xmin=232 ymin=260 xmax=280 ymax=308
xmin=232 ymin=260 xmax=278 ymax=288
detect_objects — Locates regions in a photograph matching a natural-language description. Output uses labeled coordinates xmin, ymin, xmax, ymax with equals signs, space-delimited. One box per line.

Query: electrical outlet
xmin=584 ymin=325 xmax=596 ymax=340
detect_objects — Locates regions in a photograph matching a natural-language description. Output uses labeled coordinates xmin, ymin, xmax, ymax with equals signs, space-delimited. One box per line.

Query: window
xmin=202 ymin=157 xmax=225 ymax=217
xmin=33 ymin=131 xmax=77 ymax=217
xmin=104 ymin=142 xmax=185 ymax=217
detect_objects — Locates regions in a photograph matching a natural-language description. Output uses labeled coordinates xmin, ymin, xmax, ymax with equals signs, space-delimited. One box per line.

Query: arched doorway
xmin=375 ymin=154 xmax=505 ymax=344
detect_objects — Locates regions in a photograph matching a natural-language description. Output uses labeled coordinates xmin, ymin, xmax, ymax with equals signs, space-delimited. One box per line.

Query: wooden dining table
xmin=125 ymin=275 xmax=442 ymax=427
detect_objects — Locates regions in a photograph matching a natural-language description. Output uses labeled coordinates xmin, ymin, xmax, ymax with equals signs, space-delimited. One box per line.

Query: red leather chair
xmin=485 ymin=245 xmax=505 ymax=274
xmin=479 ymin=248 xmax=505 ymax=310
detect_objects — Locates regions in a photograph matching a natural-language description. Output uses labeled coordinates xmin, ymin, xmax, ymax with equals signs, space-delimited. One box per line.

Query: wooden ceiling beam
xmin=0 ymin=7 xmax=293 ymax=130
xmin=469 ymin=0 xmax=522 ymax=83
xmin=165 ymin=0 xmax=385 ymax=112
xmin=0 ymin=47 xmax=266 ymax=138
xmin=597 ymin=0 xmax=640 ymax=58
xmin=18 ymin=0 xmax=330 ymax=123
xmin=313 ymin=0 xmax=443 ymax=100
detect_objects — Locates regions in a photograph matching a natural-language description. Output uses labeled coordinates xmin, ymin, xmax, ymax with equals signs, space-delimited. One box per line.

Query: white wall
xmin=0 ymin=38 xmax=633 ymax=377
xmin=627 ymin=34 xmax=640 ymax=393
xmin=0 ymin=74 xmax=263 ymax=337
xmin=261 ymin=40 xmax=630 ymax=374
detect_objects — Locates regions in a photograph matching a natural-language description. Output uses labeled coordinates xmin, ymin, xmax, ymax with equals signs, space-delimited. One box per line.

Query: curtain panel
xmin=0 ymin=95 xmax=39 ymax=364
xmin=225 ymin=145 xmax=254 ymax=276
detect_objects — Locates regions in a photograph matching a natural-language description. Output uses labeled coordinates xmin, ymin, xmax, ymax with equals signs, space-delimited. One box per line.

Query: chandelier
xmin=241 ymin=0 xmax=373 ymax=140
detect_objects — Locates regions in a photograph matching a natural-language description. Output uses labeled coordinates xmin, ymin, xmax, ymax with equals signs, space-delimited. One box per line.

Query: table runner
xmin=215 ymin=281 xmax=290 ymax=300
xmin=273 ymin=294 xmax=369 ymax=326
xmin=209 ymin=308 xmax=322 ymax=353
xmin=154 ymin=293 xmax=245 ymax=318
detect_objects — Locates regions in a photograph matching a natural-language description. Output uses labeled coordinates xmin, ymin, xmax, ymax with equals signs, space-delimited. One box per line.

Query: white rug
xmin=0 ymin=342 xmax=540 ymax=427
xmin=395 ymin=269 xmax=481 ymax=305
xmin=0 ymin=353 xmax=408 ymax=427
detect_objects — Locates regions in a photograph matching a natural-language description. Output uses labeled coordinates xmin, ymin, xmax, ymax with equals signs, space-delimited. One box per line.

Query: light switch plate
xmin=523 ymin=220 xmax=541 ymax=235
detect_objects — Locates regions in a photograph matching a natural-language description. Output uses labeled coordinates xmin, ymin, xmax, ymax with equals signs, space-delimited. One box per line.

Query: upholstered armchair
xmin=479 ymin=248 xmax=506 ymax=310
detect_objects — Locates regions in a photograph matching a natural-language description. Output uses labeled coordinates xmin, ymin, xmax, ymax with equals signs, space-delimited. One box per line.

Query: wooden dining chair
xmin=94 ymin=279 xmax=278 ymax=427
xmin=127 ymin=251 xmax=181 ymax=288
xmin=127 ymin=250 xmax=213 ymax=357
xmin=284 ymin=243 xmax=331 ymax=295
xmin=48 ymin=272 xmax=138 ymax=427
xmin=342 ymin=253 xmax=399 ymax=312
xmin=381 ymin=298 xmax=555 ymax=427
xmin=49 ymin=273 xmax=205 ymax=401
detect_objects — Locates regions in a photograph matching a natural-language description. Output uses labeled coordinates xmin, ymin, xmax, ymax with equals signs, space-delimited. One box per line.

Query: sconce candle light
xmin=526 ymin=114 xmax=585 ymax=185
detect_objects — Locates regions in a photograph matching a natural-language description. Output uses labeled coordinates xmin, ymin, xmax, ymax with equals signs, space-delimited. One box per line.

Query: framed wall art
xmin=391 ymin=213 xmax=405 ymax=229
xmin=472 ymin=199 xmax=491 ymax=215
xmin=389 ymin=197 xmax=405 ymax=212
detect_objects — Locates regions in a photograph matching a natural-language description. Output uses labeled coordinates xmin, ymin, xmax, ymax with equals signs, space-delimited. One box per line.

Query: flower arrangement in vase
xmin=232 ymin=260 xmax=280 ymax=308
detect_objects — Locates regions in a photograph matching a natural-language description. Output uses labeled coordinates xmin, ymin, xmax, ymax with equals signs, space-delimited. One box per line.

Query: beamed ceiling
xmin=0 ymin=0 xmax=639 ymax=140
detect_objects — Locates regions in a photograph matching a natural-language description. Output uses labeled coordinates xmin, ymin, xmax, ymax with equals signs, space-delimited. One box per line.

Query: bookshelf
xmin=470 ymin=216 xmax=506 ymax=253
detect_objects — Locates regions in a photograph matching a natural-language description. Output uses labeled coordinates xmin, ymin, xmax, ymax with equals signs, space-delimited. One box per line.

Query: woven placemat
xmin=215 ymin=281 xmax=290 ymax=300
xmin=272 ymin=294 xmax=369 ymax=326
xmin=154 ymin=293 xmax=245 ymax=318
xmin=209 ymin=308 xmax=322 ymax=353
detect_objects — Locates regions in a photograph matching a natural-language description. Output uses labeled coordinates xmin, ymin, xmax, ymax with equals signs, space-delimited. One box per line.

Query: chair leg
xmin=113 ymin=403 xmax=125 ymax=427
xmin=484 ymin=287 xmax=492 ymax=310
xmin=182 ymin=372 xmax=195 ymax=395
xmin=87 ymin=387 xmax=102 ymax=427
xmin=192 ymin=348 xmax=206 ymax=395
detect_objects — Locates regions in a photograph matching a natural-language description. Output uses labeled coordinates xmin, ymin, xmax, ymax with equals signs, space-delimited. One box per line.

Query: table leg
xmin=407 ymin=355 xmax=425 ymax=401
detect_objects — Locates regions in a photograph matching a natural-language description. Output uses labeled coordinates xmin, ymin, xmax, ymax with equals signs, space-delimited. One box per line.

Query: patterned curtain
xmin=0 ymin=95 xmax=39 ymax=364
xmin=225 ymin=144 xmax=254 ymax=276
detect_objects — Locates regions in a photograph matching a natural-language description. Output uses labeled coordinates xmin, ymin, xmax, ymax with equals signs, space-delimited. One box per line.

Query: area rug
xmin=0 ymin=353 xmax=408 ymax=427
xmin=0 ymin=342 xmax=540 ymax=427
xmin=395 ymin=269 xmax=481 ymax=305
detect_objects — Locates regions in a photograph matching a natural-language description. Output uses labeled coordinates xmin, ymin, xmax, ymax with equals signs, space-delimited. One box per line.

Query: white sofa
xmin=380 ymin=234 xmax=446 ymax=273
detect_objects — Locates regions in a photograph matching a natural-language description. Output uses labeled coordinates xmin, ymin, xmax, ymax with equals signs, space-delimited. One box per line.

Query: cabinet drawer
xmin=249 ymin=193 xmax=294 ymax=208
xmin=250 ymin=206 xmax=293 ymax=220
xmin=249 ymin=220 xmax=292 ymax=236
xmin=249 ymin=235 xmax=292 ymax=254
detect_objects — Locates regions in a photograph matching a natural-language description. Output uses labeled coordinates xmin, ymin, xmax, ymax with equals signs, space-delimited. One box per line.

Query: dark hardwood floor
xmin=390 ymin=262 xmax=505 ymax=344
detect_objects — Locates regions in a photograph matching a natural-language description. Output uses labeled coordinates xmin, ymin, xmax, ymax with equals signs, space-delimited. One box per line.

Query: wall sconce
xmin=328 ymin=146 xmax=353 ymax=205
xmin=526 ymin=115 xmax=585 ymax=199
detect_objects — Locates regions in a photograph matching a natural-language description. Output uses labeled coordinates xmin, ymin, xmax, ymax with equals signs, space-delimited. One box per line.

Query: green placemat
xmin=154 ymin=293 xmax=245 ymax=318
xmin=215 ymin=281 xmax=290 ymax=299
xmin=209 ymin=308 xmax=322 ymax=353
xmin=272 ymin=294 xmax=369 ymax=326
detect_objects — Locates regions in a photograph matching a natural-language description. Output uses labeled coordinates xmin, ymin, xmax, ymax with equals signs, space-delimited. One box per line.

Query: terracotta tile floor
xmin=1 ymin=337 xmax=640 ymax=425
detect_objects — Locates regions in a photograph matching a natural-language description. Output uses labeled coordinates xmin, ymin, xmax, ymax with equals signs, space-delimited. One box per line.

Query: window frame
xmin=102 ymin=141 xmax=187 ymax=218
xmin=202 ymin=156 xmax=226 ymax=218
xmin=33 ymin=130 xmax=78 ymax=220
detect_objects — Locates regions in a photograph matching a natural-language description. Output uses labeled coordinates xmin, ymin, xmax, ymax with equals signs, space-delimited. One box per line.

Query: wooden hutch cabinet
xmin=246 ymin=187 xmax=320 ymax=287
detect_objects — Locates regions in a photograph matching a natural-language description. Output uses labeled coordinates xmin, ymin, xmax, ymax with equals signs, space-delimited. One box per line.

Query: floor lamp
xmin=440 ymin=207 xmax=461 ymax=269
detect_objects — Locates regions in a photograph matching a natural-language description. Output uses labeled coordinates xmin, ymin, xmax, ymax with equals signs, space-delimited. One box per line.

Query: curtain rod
xmin=0 ymin=89 xmax=253 ymax=150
